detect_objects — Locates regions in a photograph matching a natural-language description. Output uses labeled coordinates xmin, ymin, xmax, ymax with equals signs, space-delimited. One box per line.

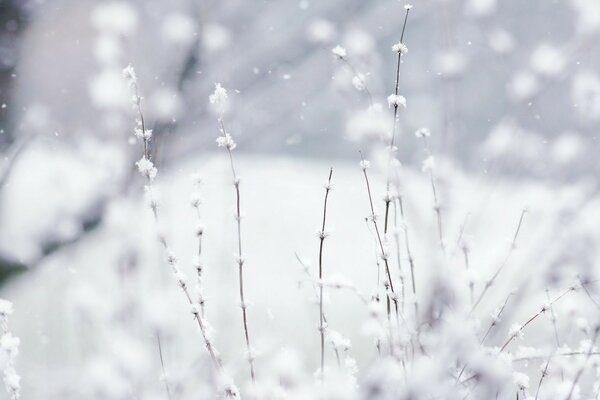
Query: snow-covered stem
xmin=499 ymin=285 xmax=576 ymax=352
xmin=0 ymin=300 xmax=19 ymax=400
xmin=397 ymin=195 xmax=419 ymax=323
xmin=317 ymin=168 xmax=333 ymax=379
xmin=336 ymin=55 xmax=373 ymax=106
xmin=534 ymin=351 xmax=555 ymax=400
xmin=456 ymin=291 xmax=514 ymax=383
xmin=125 ymin=69 xmax=233 ymax=395
xmin=383 ymin=6 xmax=411 ymax=263
xmin=471 ymin=209 xmax=527 ymax=313
xmin=217 ymin=118 xmax=257 ymax=384
xmin=156 ymin=334 xmax=173 ymax=400
xmin=564 ymin=326 xmax=600 ymax=400
xmin=191 ymin=181 xmax=207 ymax=317
xmin=294 ymin=254 xmax=343 ymax=369
xmin=389 ymin=6 xmax=411 ymax=151
xmin=418 ymin=134 xmax=445 ymax=253
xmin=359 ymin=155 xmax=402 ymax=325
xmin=392 ymin=200 xmax=406 ymax=314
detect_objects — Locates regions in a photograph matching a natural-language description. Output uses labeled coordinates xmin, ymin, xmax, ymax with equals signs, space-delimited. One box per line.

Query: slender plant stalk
xmin=391 ymin=200 xmax=406 ymax=314
xmin=218 ymin=119 xmax=257 ymax=383
xmin=456 ymin=292 xmax=513 ymax=383
xmin=565 ymin=327 xmax=600 ymax=400
xmin=318 ymin=168 xmax=333 ymax=378
xmin=534 ymin=351 xmax=554 ymax=400
xmin=294 ymin=253 xmax=343 ymax=369
xmin=397 ymin=196 xmax=419 ymax=321
xmin=499 ymin=286 xmax=576 ymax=352
xmin=124 ymin=71 xmax=234 ymax=397
xmin=359 ymin=155 xmax=403 ymax=325
xmin=471 ymin=209 xmax=527 ymax=313
xmin=383 ymin=6 xmax=411 ymax=242
xmin=418 ymin=135 xmax=445 ymax=253
xmin=156 ymin=334 xmax=173 ymax=400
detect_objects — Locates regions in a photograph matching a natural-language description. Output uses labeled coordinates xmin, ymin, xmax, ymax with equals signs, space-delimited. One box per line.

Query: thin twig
xmin=565 ymin=327 xmax=600 ymax=400
xmin=218 ymin=119 xmax=257 ymax=383
xmin=156 ymin=334 xmax=173 ymax=400
xmin=471 ymin=209 xmax=527 ymax=313
xmin=318 ymin=168 xmax=333 ymax=378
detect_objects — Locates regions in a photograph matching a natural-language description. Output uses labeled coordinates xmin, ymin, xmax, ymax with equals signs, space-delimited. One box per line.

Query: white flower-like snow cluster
xmin=387 ymin=94 xmax=407 ymax=108
xmin=134 ymin=127 xmax=152 ymax=140
xmin=352 ymin=74 xmax=366 ymax=91
xmin=136 ymin=157 xmax=157 ymax=181
xmin=216 ymin=133 xmax=237 ymax=150
xmin=415 ymin=128 xmax=431 ymax=138
xmin=392 ymin=42 xmax=408 ymax=55
xmin=360 ymin=159 xmax=371 ymax=170
xmin=209 ymin=83 xmax=229 ymax=117
xmin=122 ymin=64 xmax=137 ymax=88
xmin=331 ymin=45 xmax=347 ymax=59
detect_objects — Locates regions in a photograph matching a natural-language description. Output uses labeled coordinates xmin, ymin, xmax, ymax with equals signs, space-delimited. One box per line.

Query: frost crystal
xmin=122 ymin=64 xmax=137 ymax=88
xmin=352 ymin=74 xmax=366 ymax=91
xmin=134 ymin=127 xmax=152 ymax=140
xmin=509 ymin=323 xmax=524 ymax=339
xmin=209 ymin=83 xmax=229 ymax=117
xmin=387 ymin=94 xmax=407 ymax=108
xmin=415 ymin=128 xmax=431 ymax=138
xmin=136 ymin=157 xmax=157 ymax=181
xmin=392 ymin=42 xmax=408 ymax=55
xmin=404 ymin=4 xmax=413 ymax=10
xmin=360 ymin=159 xmax=371 ymax=170
xmin=0 ymin=301 xmax=13 ymax=317
xmin=331 ymin=45 xmax=347 ymax=59
xmin=216 ymin=133 xmax=237 ymax=150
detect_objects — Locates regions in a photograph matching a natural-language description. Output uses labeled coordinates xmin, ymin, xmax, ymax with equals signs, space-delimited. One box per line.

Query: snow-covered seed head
xmin=174 ymin=271 xmax=187 ymax=288
xmin=360 ymin=159 xmax=371 ymax=170
xmin=209 ymin=83 xmax=229 ymax=117
xmin=352 ymin=74 xmax=366 ymax=91
xmin=331 ymin=45 xmax=347 ymax=59
xmin=509 ymin=323 xmax=524 ymax=339
xmin=136 ymin=157 xmax=157 ymax=181
xmin=190 ymin=193 xmax=203 ymax=208
xmin=415 ymin=127 xmax=431 ymax=138
xmin=387 ymin=94 xmax=407 ymax=108
xmin=166 ymin=251 xmax=177 ymax=265
xmin=234 ymin=255 xmax=246 ymax=266
xmin=316 ymin=229 xmax=330 ymax=240
xmin=392 ymin=42 xmax=408 ymax=55
xmin=134 ymin=127 xmax=152 ymax=140
xmin=216 ymin=133 xmax=237 ymax=150
xmin=0 ymin=301 xmax=13 ymax=318
xmin=191 ymin=303 xmax=201 ymax=316
xmin=122 ymin=64 xmax=137 ymax=88
xmin=404 ymin=4 xmax=413 ymax=10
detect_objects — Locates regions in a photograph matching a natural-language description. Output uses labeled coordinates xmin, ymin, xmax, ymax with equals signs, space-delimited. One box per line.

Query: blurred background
xmin=0 ymin=0 xmax=599 ymax=398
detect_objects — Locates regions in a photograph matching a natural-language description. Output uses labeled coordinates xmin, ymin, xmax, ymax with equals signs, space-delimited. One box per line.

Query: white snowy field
xmin=1 ymin=152 xmax=598 ymax=399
